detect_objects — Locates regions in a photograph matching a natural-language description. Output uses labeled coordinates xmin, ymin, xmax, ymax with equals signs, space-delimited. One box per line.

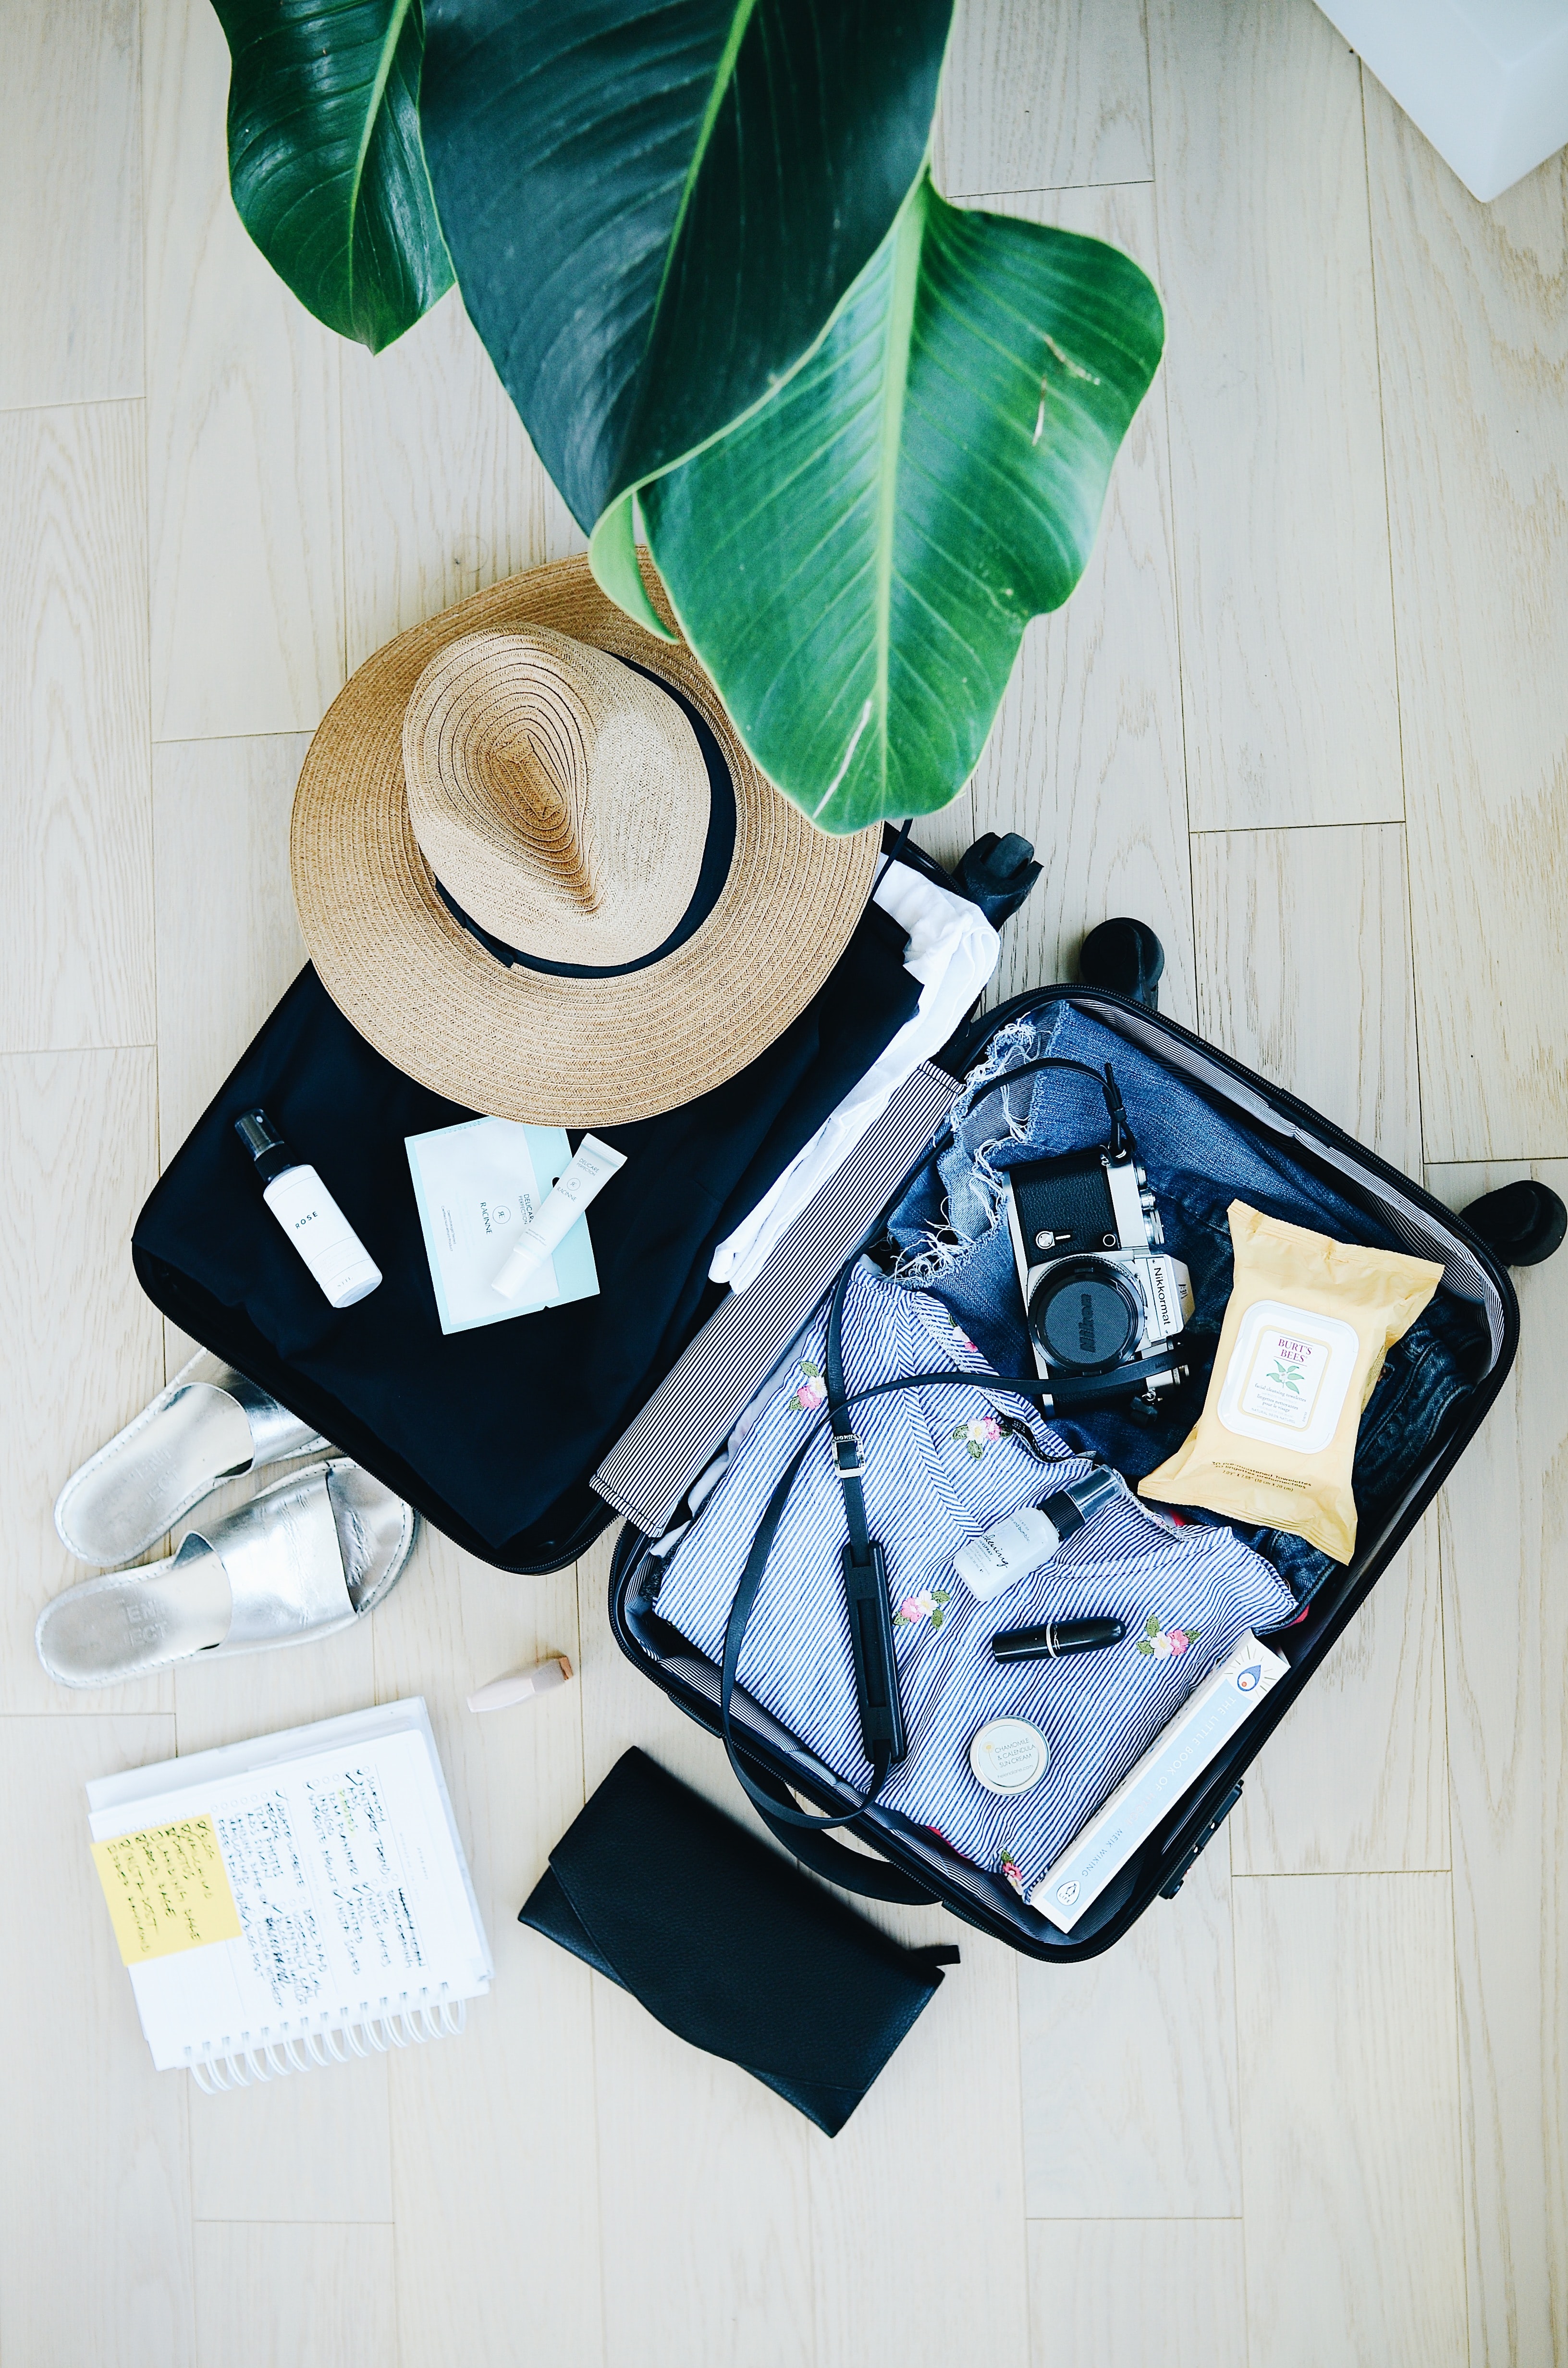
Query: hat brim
xmin=291 ymin=554 xmax=882 ymax=1126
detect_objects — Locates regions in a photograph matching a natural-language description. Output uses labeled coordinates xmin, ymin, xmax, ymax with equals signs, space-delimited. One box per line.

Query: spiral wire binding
xmin=186 ymin=1986 xmax=467 ymax=2092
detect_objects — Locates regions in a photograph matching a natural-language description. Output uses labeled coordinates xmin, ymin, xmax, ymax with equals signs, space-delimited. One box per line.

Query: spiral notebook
xmin=87 ymin=1699 xmax=491 ymax=2091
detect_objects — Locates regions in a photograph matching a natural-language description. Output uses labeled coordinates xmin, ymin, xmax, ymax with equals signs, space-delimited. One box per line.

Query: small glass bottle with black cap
xmin=235 ymin=1108 xmax=382 ymax=1309
xmin=952 ymin=1466 xmax=1121 ymax=1603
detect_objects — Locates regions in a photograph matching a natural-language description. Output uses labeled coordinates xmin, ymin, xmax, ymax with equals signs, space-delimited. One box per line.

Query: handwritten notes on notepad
xmin=85 ymin=1701 xmax=493 ymax=2074
xmin=91 ymin=1817 xmax=242 ymax=1963
xmin=208 ymin=1762 xmax=431 ymax=2010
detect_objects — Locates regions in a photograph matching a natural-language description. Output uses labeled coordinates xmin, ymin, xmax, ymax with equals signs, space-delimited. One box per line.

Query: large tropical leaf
xmin=639 ymin=175 xmax=1164 ymax=829
xmin=419 ymin=0 xmax=953 ymax=563
xmin=211 ymin=0 xmax=453 ymax=352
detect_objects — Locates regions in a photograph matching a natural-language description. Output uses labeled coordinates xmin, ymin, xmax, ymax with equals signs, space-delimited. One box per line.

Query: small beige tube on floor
xmin=466 ymin=1655 xmax=573 ymax=1714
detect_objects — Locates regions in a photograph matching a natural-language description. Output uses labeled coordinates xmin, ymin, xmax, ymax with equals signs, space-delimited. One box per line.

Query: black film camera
xmin=1004 ymin=1081 xmax=1192 ymax=1414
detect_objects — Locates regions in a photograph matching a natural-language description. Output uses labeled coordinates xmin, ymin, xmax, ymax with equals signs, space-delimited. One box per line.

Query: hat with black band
xmin=290 ymin=552 xmax=881 ymax=1127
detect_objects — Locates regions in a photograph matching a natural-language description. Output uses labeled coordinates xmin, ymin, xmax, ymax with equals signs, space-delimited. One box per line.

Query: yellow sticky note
xmin=91 ymin=1816 xmax=242 ymax=1964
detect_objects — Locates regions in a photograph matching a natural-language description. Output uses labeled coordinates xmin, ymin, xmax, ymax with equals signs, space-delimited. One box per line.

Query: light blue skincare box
xmin=404 ymin=1118 xmax=602 ymax=1334
xmin=1029 ymin=1630 xmax=1288 ymax=1930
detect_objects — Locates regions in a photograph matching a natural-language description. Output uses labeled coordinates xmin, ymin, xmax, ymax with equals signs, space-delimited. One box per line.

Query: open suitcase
xmin=597 ymin=981 xmax=1519 ymax=1962
xmin=133 ymin=950 xmax=1519 ymax=1968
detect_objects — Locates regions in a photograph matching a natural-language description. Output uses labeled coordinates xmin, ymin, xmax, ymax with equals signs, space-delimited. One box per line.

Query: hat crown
xmin=292 ymin=550 xmax=882 ymax=1125
xmin=472 ymin=715 xmax=599 ymax=914
xmin=402 ymin=627 xmax=708 ymax=963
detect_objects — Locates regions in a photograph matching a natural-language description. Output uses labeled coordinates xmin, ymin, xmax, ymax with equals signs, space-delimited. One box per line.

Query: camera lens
xmin=1029 ymin=1259 xmax=1141 ymax=1373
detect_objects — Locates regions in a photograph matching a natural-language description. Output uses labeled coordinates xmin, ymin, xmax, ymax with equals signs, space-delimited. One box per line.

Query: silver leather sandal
xmin=37 ymin=1459 xmax=416 ymax=1689
xmin=53 ymin=1351 xmax=328 ymax=1566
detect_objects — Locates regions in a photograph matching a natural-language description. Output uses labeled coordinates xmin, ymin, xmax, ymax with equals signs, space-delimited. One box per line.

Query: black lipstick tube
xmin=991 ymin=1616 xmax=1126 ymax=1663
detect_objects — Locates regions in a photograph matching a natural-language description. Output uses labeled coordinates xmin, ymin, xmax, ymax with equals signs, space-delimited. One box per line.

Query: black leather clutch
xmin=519 ymin=1748 xmax=958 ymax=2136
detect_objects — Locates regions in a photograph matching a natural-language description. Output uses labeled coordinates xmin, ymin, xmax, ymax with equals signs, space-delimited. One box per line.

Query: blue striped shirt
xmin=653 ymin=1262 xmax=1297 ymax=1896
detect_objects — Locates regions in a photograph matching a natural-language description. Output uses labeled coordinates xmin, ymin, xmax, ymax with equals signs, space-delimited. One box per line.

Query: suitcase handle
xmin=737 ymin=1753 xmax=942 ymax=1907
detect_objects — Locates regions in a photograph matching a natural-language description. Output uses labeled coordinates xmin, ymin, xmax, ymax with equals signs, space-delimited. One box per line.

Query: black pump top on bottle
xmin=234 ymin=1107 xmax=300 ymax=1187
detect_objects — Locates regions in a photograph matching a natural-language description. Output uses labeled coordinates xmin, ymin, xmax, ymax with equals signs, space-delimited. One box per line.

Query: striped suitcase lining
xmin=593 ymin=1062 xmax=959 ymax=1538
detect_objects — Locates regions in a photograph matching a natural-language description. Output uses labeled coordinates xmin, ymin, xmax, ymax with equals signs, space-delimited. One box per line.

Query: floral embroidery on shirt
xmin=948 ymin=1318 xmax=978 ymax=1355
xmin=1138 ymin=1615 xmax=1200 ymax=1659
xmin=951 ymin=1413 xmax=1003 ymax=1460
xmin=788 ymin=1357 xmax=827 ymax=1412
xmin=894 ymin=1586 xmax=951 ymax=1630
xmin=998 ymin=1844 xmax=1026 ymax=1898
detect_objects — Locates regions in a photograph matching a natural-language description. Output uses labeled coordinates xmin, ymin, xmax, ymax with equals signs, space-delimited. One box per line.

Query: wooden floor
xmin=2 ymin=1 xmax=1565 ymax=2361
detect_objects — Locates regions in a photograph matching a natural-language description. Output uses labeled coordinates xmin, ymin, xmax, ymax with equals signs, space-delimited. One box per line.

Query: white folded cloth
xmin=709 ymin=862 xmax=999 ymax=1294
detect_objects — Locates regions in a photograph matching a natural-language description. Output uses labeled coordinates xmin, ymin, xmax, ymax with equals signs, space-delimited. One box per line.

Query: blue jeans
xmin=887 ymin=1006 xmax=1486 ymax=1601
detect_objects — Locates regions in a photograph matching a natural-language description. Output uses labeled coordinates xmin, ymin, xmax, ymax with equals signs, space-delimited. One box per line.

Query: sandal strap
xmin=204 ymin=1361 xmax=326 ymax=1468
xmin=184 ymin=1465 xmax=355 ymax=1649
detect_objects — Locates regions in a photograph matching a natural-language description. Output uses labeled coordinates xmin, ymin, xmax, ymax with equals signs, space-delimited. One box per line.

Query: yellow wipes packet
xmin=1138 ymin=1201 xmax=1443 ymax=1563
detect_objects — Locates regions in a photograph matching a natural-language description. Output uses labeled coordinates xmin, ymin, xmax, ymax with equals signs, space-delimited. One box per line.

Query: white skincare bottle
xmin=953 ymin=1467 xmax=1121 ymax=1602
xmin=235 ymin=1108 xmax=382 ymax=1309
xmin=493 ymin=1132 xmax=625 ymax=1301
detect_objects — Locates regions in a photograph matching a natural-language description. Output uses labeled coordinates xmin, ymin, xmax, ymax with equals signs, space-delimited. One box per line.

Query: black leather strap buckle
xmin=833 ymin=1431 xmax=864 ymax=1479
xmin=842 ymin=1541 xmax=908 ymax=1765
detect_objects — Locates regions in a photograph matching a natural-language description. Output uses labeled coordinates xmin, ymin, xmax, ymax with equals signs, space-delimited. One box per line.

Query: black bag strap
xmin=736 ymin=1751 xmax=944 ymax=1905
xmin=964 ymin=1052 xmax=1133 ymax=1159
xmin=826 ymin=1265 xmax=869 ymax=1555
xmin=875 ymin=815 xmax=915 ymax=888
xmin=715 ymin=1351 xmax=1083 ymax=1848
xmin=720 ymin=1431 xmax=865 ymax=1826
xmin=713 ymin=1053 xmax=1138 ymax=1891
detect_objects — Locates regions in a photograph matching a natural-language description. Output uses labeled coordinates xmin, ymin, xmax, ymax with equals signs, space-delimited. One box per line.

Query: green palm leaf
xmin=211 ymin=0 xmax=453 ymax=352
xmin=417 ymin=0 xmax=953 ymax=626
xmin=207 ymin=3 xmax=1162 ymax=826
xmin=639 ymin=173 xmax=1164 ymax=828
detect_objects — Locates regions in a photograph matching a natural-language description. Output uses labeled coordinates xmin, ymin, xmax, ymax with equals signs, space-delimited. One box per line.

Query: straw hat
xmin=291 ymin=554 xmax=880 ymax=1125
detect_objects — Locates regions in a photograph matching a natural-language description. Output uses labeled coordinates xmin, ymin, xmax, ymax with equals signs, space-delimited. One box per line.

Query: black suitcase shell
xmin=605 ymin=983 xmax=1518 ymax=1961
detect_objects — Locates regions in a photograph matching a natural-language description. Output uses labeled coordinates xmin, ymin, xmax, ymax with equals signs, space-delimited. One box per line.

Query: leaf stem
xmin=347 ymin=0 xmax=417 ymax=320
xmin=647 ymin=0 xmax=762 ymax=347
xmin=870 ymin=179 xmax=928 ymax=801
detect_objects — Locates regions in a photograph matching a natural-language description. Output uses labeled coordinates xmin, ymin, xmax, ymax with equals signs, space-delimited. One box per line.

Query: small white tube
xmin=466 ymin=1655 xmax=573 ymax=1714
xmin=492 ymin=1133 xmax=625 ymax=1301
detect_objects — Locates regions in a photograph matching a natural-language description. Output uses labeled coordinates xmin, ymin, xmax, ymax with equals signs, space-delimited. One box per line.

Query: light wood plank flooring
xmin=1 ymin=1 xmax=1564 ymax=2360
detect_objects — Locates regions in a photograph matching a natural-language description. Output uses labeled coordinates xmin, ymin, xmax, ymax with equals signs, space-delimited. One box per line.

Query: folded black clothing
xmin=520 ymin=1750 xmax=957 ymax=2136
xmin=132 ymin=901 xmax=919 ymax=1572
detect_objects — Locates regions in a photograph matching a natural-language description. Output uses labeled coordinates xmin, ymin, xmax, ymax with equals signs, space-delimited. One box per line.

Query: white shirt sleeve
xmin=708 ymin=863 xmax=999 ymax=1293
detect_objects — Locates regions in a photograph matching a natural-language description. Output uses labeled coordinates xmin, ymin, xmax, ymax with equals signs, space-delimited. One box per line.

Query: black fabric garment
xmin=519 ymin=1749 xmax=957 ymax=2136
xmin=132 ymin=904 xmax=919 ymax=1574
